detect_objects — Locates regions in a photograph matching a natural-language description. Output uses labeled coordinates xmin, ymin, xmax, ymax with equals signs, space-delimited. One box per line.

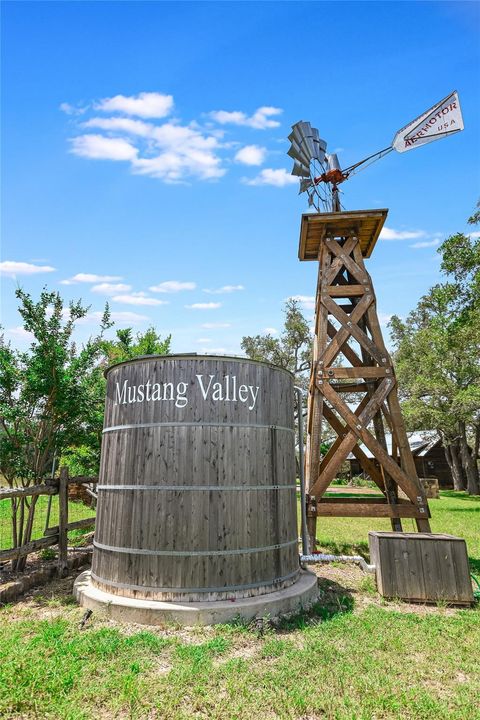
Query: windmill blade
xmin=287 ymin=135 xmax=312 ymax=167
xmin=299 ymin=178 xmax=313 ymax=194
xmin=290 ymin=121 xmax=327 ymax=163
xmin=392 ymin=90 xmax=464 ymax=153
xmin=292 ymin=160 xmax=310 ymax=178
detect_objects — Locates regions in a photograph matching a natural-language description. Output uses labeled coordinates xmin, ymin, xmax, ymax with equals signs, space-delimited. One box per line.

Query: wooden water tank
xmin=91 ymin=355 xmax=300 ymax=601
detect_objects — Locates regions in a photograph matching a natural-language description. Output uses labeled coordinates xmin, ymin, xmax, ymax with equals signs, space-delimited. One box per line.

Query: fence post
xmin=58 ymin=466 xmax=69 ymax=577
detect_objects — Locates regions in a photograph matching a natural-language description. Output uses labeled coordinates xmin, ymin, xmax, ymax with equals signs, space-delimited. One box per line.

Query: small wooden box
xmin=369 ymin=532 xmax=474 ymax=605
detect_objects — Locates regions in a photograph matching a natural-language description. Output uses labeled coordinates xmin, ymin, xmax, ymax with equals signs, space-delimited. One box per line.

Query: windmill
xmin=291 ymin=92 xmax=464 ymax=551
xmin=289 ymin=90 xmax=464 ymax=213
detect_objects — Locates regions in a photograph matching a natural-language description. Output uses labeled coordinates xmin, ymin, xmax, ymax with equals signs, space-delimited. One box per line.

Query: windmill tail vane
xmin=289 ymin=90 xmax=464 ymax=213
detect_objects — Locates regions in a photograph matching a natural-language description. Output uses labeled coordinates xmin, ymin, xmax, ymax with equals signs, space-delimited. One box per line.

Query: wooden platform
xmin=298 ymin=209 xmax=388 ymax=260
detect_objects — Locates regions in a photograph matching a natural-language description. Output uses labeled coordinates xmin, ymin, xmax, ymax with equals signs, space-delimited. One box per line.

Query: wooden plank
xmin=329 ymin=382 xmax=369 ymax=393
xmin=57 ymin=467 xmax=69 ymax=577
xmin=45 ymin=516 xmax=96 ymax=536
xmin=0 ymin=484 xmax=56 ymax=500
xmin=321 ymin=367 xmax=388 ymax=379
xmin=320 ymin=497 xmax=412 ymax=504
xmin=326 ymin=285 xmax=365 ymax=297
xmin=0 ymin=534 xmax=58 ymax=562
xmin=316 ymin=503 xmax=425 ymax=518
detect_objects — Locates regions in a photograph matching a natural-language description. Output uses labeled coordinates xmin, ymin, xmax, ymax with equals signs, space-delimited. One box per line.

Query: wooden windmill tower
xmin=288 ymin=95 xmax=464 ymax=550
xmin=299 ymin=209 xmax=430 ymax=548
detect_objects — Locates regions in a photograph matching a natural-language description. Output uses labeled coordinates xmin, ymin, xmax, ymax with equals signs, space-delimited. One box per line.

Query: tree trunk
xmin=458 ymin=421 xmax=480 ymax=495
xmin=445 ymin=442 xmax=466 ymax=491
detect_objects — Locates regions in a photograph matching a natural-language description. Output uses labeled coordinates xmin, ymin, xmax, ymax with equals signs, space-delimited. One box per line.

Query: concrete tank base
xmin=74 ymin=570 xmax=318 ymax=626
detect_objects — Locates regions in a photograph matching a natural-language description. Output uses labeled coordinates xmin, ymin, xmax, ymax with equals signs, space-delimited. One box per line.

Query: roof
xmin=298 ymin=209 xmax=389 ymax=260
xmin=347 ymin=431 xmax=441 ymax=460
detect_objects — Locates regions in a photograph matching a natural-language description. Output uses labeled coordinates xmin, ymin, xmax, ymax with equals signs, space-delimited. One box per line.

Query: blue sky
xmin=2 ymin=1 xmax=479 ymax=354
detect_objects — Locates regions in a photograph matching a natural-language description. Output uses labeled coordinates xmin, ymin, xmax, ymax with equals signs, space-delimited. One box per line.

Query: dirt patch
xmin=310 ymin=563 xmax=465 ymax=616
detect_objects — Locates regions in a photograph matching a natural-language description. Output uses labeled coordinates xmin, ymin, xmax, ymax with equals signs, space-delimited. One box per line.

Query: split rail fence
xmin=0 ymin=468 xmax=97 ymax=575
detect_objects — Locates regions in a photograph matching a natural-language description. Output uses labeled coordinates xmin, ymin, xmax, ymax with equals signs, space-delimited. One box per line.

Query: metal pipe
xmin=295 ymin=386 xmax=309 ymax=557
xmin=300 ymin=553 xmax=376 ymax=575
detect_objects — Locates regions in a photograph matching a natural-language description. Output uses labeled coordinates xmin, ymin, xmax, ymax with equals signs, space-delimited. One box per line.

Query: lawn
xmin=0 ymin=490 xmax=478 ymax=719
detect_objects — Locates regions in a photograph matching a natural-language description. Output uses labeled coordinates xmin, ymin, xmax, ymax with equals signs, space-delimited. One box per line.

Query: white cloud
xmin=95 ymin=92 xmax=174 ymax=119
xmin=91 ymin=283 xmax=132 ymax=294
xmin=234 ymin=145 xmax=266 ymax=166
xmin=112 ymin=293 xmax=169 ymax=306
xmin=243 ymin=168 xmax=297 ymax=187
xmin=469 ymin=231 xmax=480 ymax=239
xmin=196 ymin=338 xmax=211 ymax=343
xmin=289 ymin=295 xmax=316 ymax=311
xmin=60 ymin=102 xmax=87 ymax=116
xmin=210 ymin=106 xmax=282 ymax=129
xmin=201 ymin=322 xmax=231 ymax=329
xmin=380 ymin=227 xmax=426 ymax=241
xmin=83 ymin=117 xmax=153 ymax=137
xmin=5 ymin=326 xmax=34 ymax=340
xmin=70 ymin=134 xmax=138 ymax=161
xmin=110 ymin=311 xmax=148 ymax=323
xmin=60 ymin=273 xmax=122 ymax=285
xmin=150 ymin=280 xmax=196 ymax=293
xmin=410 ymin=239 xmax=440 ymax=249
xmin=186 ymin=302 xmax=222 ymax=310
xmin=64 ymin=93 xmax=249 ymax=183
xmin=0 ymin=261 xmax=56 ymax=277
xmin=263 ymin=327 xmax=278 ymax=335
xmin=78 ymin=310 xmax=148 ymax=325
xmin=203 ymin=285 xmax=244 ymax=294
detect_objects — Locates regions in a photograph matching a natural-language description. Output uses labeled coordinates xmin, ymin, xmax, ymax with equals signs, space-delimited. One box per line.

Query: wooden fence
xmin=0 ymin=468 xmax=97 ymax=575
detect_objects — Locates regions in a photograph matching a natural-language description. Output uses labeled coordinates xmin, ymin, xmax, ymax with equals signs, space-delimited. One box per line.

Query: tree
xmin=101 ymin=326 xmax=171 ymax=365
xmin=61 ymin=326 xmax=172 ymax=475
xmin=241 ymin=298 xmax=312 ymax=388
xmin=241 ymin=299 xmax=316 ymax=474
xmin=390 ymin=206 xmax=480 ymax=495
xmin=0 ymin=288 xmax=111 ymax=567
xmin=0 ymin=288 xmax=173 ymax=566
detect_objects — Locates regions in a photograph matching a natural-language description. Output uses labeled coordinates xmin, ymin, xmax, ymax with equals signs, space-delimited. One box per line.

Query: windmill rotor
xmin=289 ymin=91 xmax=464 ymax=213
xmin=287 ymin=121 xmax=344 ymax=212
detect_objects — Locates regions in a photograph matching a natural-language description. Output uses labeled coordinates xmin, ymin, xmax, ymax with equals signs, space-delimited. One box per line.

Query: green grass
xmin=0 ymin=604 xmax=478 ymax=719
xmin=0 ymin=495 xmax=95 ymax=551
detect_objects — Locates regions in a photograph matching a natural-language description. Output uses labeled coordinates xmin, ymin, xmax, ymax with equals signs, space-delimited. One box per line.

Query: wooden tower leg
xmin=305 ymin=239 xmax=329 ymax=551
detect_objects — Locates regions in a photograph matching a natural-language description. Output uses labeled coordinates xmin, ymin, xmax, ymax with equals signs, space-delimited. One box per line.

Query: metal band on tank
xmin=93 ymin=538 xmax=298 ymax=557
xmin=91 ymin=568 xmax=300 ymax=594
xmin=102 ymin=421 xmax=294 ymax=434
xmin=97 ymin=484 xmax=297 ymax=491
